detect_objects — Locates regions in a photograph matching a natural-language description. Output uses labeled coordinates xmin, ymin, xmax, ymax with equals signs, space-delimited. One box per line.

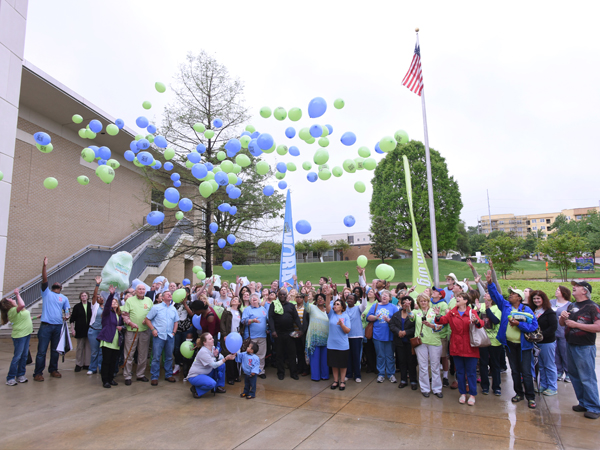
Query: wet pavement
xmin=0 ymin=338 xmax=599 ymax=449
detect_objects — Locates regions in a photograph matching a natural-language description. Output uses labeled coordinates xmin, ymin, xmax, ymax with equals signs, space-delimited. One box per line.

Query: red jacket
xmin=435 ymin=306 xmax=483 ymax=358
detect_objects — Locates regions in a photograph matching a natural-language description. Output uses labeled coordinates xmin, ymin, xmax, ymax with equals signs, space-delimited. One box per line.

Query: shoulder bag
xmin=469 ymin=309 xmax=491 ymax=347
xmin=365 ymin=303 xmax=378 ymax=340
xmin=409 ymin=313 xmax=423 ymax=354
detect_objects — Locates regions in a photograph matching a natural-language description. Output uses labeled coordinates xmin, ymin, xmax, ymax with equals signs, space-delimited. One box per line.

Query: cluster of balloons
xmin=375 ymin=263 xmax=395 ymax=281
xmin=192 ymin=265 xmax=206 ymax=280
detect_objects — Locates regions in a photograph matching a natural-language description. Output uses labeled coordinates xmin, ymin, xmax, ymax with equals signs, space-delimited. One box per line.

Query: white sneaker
xmin=6 ymin=379 xmax=17 ymax=386
xmin=173 ymin=364 xmax=180 ymax=375
xmin=355 ymin=378 xmax=362 ymax=383
xmin=377 ymin=375 xmax=384 ymax=383
xmin=87 ymin=370 xmax=93 ymax=375
xmin=16 ymin=376 xmax=28 ymax=383
xmin=390 ymin=375 xmax=397 ymax=383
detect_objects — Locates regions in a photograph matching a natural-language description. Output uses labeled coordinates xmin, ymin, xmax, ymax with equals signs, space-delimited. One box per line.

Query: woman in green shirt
xmin=1 ymin=288 xmax=33 ymax=385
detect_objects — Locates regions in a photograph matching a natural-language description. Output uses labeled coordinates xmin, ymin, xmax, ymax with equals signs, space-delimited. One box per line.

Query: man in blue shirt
xmin=34 ymin=257 xmax=70 ymax=382
xmin=144 ymin=291 xmax=179 ymax=385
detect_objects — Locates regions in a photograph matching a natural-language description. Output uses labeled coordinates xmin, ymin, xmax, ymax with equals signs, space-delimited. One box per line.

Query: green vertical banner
xmin=403 ymin=155 xmax=433 ymax=295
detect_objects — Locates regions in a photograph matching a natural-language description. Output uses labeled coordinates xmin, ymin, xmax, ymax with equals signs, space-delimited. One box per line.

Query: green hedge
xmin=496 ymin=280 xmax=600 ymax=305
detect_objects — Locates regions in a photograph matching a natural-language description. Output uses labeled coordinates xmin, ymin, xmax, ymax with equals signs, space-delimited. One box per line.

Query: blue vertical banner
xmin=279 ymin=190 xmax=297 ymax=289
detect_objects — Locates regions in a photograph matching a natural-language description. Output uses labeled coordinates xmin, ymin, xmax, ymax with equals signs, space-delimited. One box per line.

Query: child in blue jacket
xmin=236 ymin=341 xmax=261 ymax=399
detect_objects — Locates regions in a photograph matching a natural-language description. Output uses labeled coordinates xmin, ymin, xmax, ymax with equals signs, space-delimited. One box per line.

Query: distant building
xmin=322 ymin=232 xmax=372 ymax=246
xmin=320 ymin=232 xmax=411 ymax=262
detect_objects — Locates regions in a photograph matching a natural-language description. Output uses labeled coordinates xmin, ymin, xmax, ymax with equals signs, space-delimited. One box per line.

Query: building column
xmin=0 ymin=0 xmax=29 ymax=296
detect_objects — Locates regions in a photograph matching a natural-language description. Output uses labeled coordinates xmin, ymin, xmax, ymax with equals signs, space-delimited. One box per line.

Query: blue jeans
xmin=34 ymin=323 xmax=62 ymax=376
xmin=150 ymin=335 xmax=174 ymax=380
xmin=188 ymin=365 xmax=225 ymax=397
xmin=373 ymin=339 xmax=395 ymax=378
xmin=309 ymin=346 xmax=329 ymax=381
xmin=346 ymin=338 xmax=362 ymax=379
xmin=244 ymin=373 xmax=257 ymax=396
xmin=454 ymin=355 xmax=478 ymax=396
xmin=87 ymin=328 xmax=103 ymax=373
xmin=568 ymin=344 xmax=600 ymax=413
xmin=8 ymin=335 xmax=31 ymax=381
xmin=538 ymin=342 xmax=558 ymax=391
xmin=555 ymin=336 xmax=569 ymax=376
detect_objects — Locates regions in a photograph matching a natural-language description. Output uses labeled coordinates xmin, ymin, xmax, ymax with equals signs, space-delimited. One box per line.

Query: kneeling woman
xmin=186 ymin=332 xmax=236 ymax=398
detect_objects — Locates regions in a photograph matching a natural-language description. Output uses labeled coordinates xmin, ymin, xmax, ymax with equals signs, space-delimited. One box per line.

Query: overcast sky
xmin=23 ymin=0 xmax=600 ymax=242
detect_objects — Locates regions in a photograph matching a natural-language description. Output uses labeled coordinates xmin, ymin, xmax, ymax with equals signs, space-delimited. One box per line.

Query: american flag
xmin=402 ymin=43 xmax=423 ymax=96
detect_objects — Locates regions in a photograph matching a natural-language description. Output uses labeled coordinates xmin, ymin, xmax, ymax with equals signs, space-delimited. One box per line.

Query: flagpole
xmin=415 ymin=28 xmax=440 ymax=288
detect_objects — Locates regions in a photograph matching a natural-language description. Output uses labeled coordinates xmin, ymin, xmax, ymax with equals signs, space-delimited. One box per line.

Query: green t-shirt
xmin=505 ymin=307 xmax=522 ymax=343
xmin=431 ymin=299 xmax=449 ymax=339
xmin=122 ymin=296 xmax=153 ymax=332
xmin=480 ymin=304 xmax=502 ymax=346
xmin=8 ymin=307 xmax=33 ymax=339
xmin=83 ymin=302 xmax=88 ymax=315
xmin=100 ymin=328 xmax=120 ymax=350
xmin=411 ymin=308 xmax=441 ymax=346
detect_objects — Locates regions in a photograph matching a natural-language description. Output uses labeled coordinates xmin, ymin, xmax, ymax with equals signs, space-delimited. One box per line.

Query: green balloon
xmin=175 ymin=211 xmax=184 ymax=220
xmin=232 ymin=164 xmax=242 ymax=174
xmin=343 ymin=159 xmax=357 ymax=173
xmin=318 ymin=169 xmax=331 ymax=180
xmin=106 ymin=124 xmax=119 ymax=136
xmin=318 ymin=137 xmax=329 ymax=147
xmin=332 ymin=166 xmax=343 ymax=177
xmin=259 ymin=107 xmax=272 ymax=118
xmin=197 ymin=271 xmax=206 ymax=280
xmin=375 ymin=263 xmax=394 ymax=281
xmin=208 ymin=180 xmax=219 ymax=192
xmin=276 ymin=145 xmax=288 ymax=156
xmin=334 ymin=98 xmax=345 ymax=109
xmin=0 ymin=171 xmax=3 ymax=181
xmin=205 ymin=171 xmax=215 ymax=180
xmin=133 ymin=157 xmax=144 ymax=167
xmin=135 ymin=134 xmax=144 ymax=141
xmin=245 ymin=124 xmax=256 ymax=133
xmin=78 ymin=128 xmax=87 ymax=138
xmin=173 ymin=288 xmax=186 ymax=303
xmin=321 ymin=126 xmax=329 ymax=137
xmin=357 ymin=255 xmax=368 ymax=268
xmin=256 ymin=161 xmax=269 ymax=175
xmin=354 ymin=157 xmax=365 ymax=170
xmin=193 ymin=123 xmax=205 ymax=133
xmin=163 ymin=199 xmax=177 ymax=208
xmin=192 ymin=265 xmax=201 ymax=273
xmin=204 ymin=130 xmax=214 ymax=139
xmin=379 ymin=136 xmax=397 ymax=152
xmin=358 ymin=146 xmax=371 ymax=158
xmin=274 ymin=107 xmax=287 ymax=121
xmin=275 ymin=172 xmax=286 ymax=180
xmin=43 ymin=177 xmax=58 ymax=189
xmin=235 ymin=154 xmax=251 ymax=167
xmin=262 ymin=142 xmax=276 ymax=154
xmin=286 ymin=162 xmax=297 ymax=172
xmin=302 ymin=161 xmax=312 ymax=171
xmin=199 ymin=181 xmax=213 ymax=198
xmin=185 ymin=161 xmax=194 ymax=169
xmin=212 ymin=165 xmax=222 ymax=173
xmin=146 ymin=134 xmax=154 ymax=143
xmin=77 ymin=175 xmax=89 ymax=186
xmin=288 ymin=107 xmax=302 ymax=121
xmin=217 ymin=151 xmax=226 ymax=161
xmin=155 ymin=82 xmax=166 ymax=93
xmin=227 ymin=173 xmax=237 ymax=184
xmin=36 ymin=143 xmax=53 ymax=154
xmin=394 ymin=129 xmax=409 ymax=144
xmin=306 ymin=137 xmax=316 ymax=144
xmin=354 ymin=181 xmax=366 ymax=193
xmin=72 ymin=114 xmax=83 ymax=124
xmin=142 ymin=100 xmax=152 ymax=110
xmin=363 ymin=158 xmax=376 ymax=170
xmin=164 ymin=148 xmax=175 ymax=160
xmin=299 ymin=127 xmax=311 ymax=141
xmin=85 ymin=129 xmax=96 ymax=139
xmin=318 ymin=164 xmax=329 ymax=171
xmin=107 ymin=159 xmax=120 ymax=169
xmin=313 ymin=149 xmax=329 ymax=165
xmin=180 ymin=341 xmax=194 ymax=359
xmin=240 ymin=135 xmax=251 ymax=148
xmin=96 ymin=165 xmax=115 ymax=184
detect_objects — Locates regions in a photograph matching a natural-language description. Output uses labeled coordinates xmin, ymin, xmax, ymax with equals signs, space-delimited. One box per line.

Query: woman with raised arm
xmin=87 ymin=276 xmax=104 ymax=375
xmin=97 ymin=285 xmax=124 ymax=389
xmin=1 ymin=288 xmax=33 ymax=385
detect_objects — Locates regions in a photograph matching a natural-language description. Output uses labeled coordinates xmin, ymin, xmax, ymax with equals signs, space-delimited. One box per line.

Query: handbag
xmin=409 ymin=316 xmax=423 ymax=354
xmin=524 ymin=327 xmax=543 ymax=343
xmin=365 ymin=303 xmax=378 ymax=340
xmin=469 ymin=309 xmax=491 ymax=348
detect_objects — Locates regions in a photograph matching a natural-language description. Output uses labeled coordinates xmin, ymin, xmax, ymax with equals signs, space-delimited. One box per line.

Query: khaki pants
xmin=123 ymin=329 xmax=151 ymax=380
xmin=75 ymin=337 xmax=91 ymax=367
xmin=254 ymin=337 xmax=267 ymax=374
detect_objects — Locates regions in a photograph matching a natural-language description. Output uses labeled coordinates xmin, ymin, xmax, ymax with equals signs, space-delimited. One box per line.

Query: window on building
xmin=531 ymin=219 xmax=536 ymax=223
xmin=576 ymin=215 xmax=582 ymax=220
xmin=533 ymin=226 xmax=537 ymax=230
xmin=498 ymin=221 xmax=504 ymax=224
xmin=348 ymin=236 xmax=354 ymax=244
xmin=518 ymin=227 xmax=523 ymax=231
xmin=567 ymin=216 xmax=571 ymax=220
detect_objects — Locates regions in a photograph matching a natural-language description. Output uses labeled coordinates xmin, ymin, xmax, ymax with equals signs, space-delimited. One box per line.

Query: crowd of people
xmin=1 ymin=256 xmax=600 ymax=419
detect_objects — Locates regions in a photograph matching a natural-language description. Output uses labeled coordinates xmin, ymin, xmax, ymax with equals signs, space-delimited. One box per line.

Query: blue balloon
xmin=213 ymin=118 xmax=223 ymax=128
xmin=124 ymin=150 xmax=135 ymax=161
xmin=276 ymin=162 xmax=287 ymax=173
xmin=164 ymin=162 xmax=174 ymax=171
xmin=215 ymin=172 xmax=229 ymax=186
xmin=227 ymin=234 xmax=236 ymax=245
xmin=98 ymin=146 xmax=111 ymax=160
xmin=250 ymin=131 xmax=260 ymax=139
xmin=308 ymin=97 xmax=327 ymax=118
xmin=173 ymin=180 xmax=181 ymax=187
xmin=263 ymin=185 xmax=274 ymax=196
xmin=257 ymin=133 xmax=274 ymax=151
xmin=218 ymin=203 xmax=231 ymax=212
xmin=229 ymin=206 xmax=237 ymax=215
xmin=154 ymin=135 xmax=168 ymax=148
xmin=164 ymin=187 xmax=180 ymax=204
xmin=205 ymin=162 xmax=214 ymax=171
xmin=196 ymin=143 xmax=206 ymax=154
xmin=34 ymin=132 xmax=51 ymax=145
xmin=182 ymin=278 xmax=190 ymax=286
xmin=375 ymin=141 xmax=384 ymax=154
xmin=136 ymin=116 xmax=149 ymax=128
xmin=192 ymin=163 xmax=208 ymax=179
xmin=285 ymin=127 xmax=296 ymax=139
xmin=187 ymin=152 xmax=201 ymax=164
xmin=147 ymin=124 xmax=157 ymax=134
xmin=278 ymin=181 xmax=287 ymax=189
xmin=296 ymin=220 xmax=312 ymax=234
xmin=115 ymin=118 xmax=125 ymax=129
xmin=222 ymin=261 xmax=233 ymax=272
xmin=137 ymin=151 xmax=153 ymax=166
xmin=225 ymin=331 xmax=242 ymax=353
xmin=240 ymin=131 xmax=251 ymax=137
xmin=325 ymin=124 xmax=333 ymax=135
xmin=307 ymin=172 xmax=317 ymax=182
xmin=137 ymin=139 xmax=150 ymax=150
xmin=235 ymin=177 xmax=242 ymax=186
xmin=147 ymin=211 xmax=165 ymax=226
xmin=171 ymin=173 xmax=180 ymax=181
xmin=179 ymin=198 xmax=193 ymax=212
xmin=153 ymin=161 xmax=162 ymax=170
xmin=89 ymin=145 xmax=99 ymax=152
xmin=289 ymin=146 xmax=300 ymax=156
xmin=192 ymin=314 xmax=202 ymax=331
xmin=344 ymin=215 xmax=356 ymax=227
xmin=226 ymin=184 xmax=234 ymax=195
xmin=341 ymin=132 xmax=357 ymax=146
xmin=129 ymin=141 xmax=138 ymax=152
xmin=226 ymin=149 xmax=237 ymax=159
xmin=309 ymin=124 xmax=323 ymax=138
xmin=89 ymin=120 xmax=102 ymax=133
xmin=209 ymin=222 xmax=218 ymax=233
xmin=218 ymin=238 xmax=226 ymax=248
xmin=97 ymin=159 xmax=107 ymax=166
xmin=248 ymin=139 xmax=263 ymax=157
xmin=229 ymin=187 xmax=241 ymax=199
xmin=224 ymin=138 xmax=241 ymax=154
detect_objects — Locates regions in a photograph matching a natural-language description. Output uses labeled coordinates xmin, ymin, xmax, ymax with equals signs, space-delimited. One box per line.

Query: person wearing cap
xmin=443 ymin=274 xmax=458 ymax=303
xmin=559 ymin=281 xmax=600 ymax=419
xmin=485 ymin=271 xmax=538 ymax=409
xmin=430 ymin=287 xmax=451 ymax=386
